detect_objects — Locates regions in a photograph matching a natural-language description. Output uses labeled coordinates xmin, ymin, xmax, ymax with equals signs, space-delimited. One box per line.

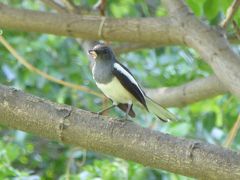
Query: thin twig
xmin=62 ymin=0 xmax=75 ymax=11
xmin=61 ymin=0 xmax=77 ymax=13
xmin=76 ymin=149 xmax=87 ymax=167
xmin=0 ymin=35 xmax=103 ymax=98
xmin=65 ymin=147 xmax=86 ymax=179
xmin=41 ymin=0 xmax=67 ymax=13
xmin=228 ymin=34 xmax=240 ymax=44
xmin=224 ymin=114 xmax=240 ymax=148
xmin=232 ymin=20 xmax=240 ymax=40
xmin=93 ymin=0 xmax=106 ymax=16
xmin=220 ymin=0 xmax=240 ymax=28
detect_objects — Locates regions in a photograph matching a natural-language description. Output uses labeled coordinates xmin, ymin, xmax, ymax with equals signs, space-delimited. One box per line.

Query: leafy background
xmin=0 ymin=0 xmax=239 ymax=179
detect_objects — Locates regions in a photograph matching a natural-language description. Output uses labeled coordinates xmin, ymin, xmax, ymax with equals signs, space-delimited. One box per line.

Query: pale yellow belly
xmin=96 ymin=77 xmax=135 ymax=104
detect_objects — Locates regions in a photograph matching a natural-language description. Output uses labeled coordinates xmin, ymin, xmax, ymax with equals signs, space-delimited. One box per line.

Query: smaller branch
xmin=228 ymin=34 xmax=240 ymax=44
xmin=41 ymin=0 xmax=67 ymax=13
xmin=0 ymin=34 xmax=103 ymax=98
xmin=41 ymin=0 xmax=79 ymax=14
xmin=232 ymin=20 xmax=240 ymax=40
xmin=224 ymin=114 xmax=240 ymax=148
xmin=66 ymin=147 xmax=86 ymax=177
xmin=62 ymin=0 xmax=75 ymax=12
xmin=93 ymin=0 xmax=107 ymax=16
xmin=145 ymin=75 xmax=227 ymax=107
xmin=61 ymin=0 xmax=77 ymax=13
xmin=220 ymin=0 xmax=240 ymax=29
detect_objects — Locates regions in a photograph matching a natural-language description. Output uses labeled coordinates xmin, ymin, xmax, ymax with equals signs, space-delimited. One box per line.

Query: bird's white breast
xmin=96 ymin=77 xmax=135 ymax=104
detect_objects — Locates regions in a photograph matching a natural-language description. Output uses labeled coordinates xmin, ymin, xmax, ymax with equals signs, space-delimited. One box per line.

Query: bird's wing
xmin=112 ymin=62 xmax=148 ymax=110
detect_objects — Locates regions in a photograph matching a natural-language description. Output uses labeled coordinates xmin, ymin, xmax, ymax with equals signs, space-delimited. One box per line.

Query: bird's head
xmin=88 ymin=44 xmax=115 ymax=61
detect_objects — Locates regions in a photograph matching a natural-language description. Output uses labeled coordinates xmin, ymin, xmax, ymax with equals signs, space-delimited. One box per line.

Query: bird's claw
xmin=117 ymin=118 xmax=131 ymax=122
xmin=187 ymin=142 xmax=201 ymax=159
xmin=97 ymin=112 xmax=102 ymax=117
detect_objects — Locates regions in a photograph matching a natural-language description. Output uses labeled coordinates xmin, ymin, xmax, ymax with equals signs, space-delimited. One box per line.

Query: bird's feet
xmin=116 ymin=116 xmax=133 ymax=127
xmin=96 ymin=111 xmax=103 ymax=117
xmin=117 ymin=117 xmax=133 ymax=124
xmin=117 ymin=117 xmax=132 ymax=123
xmin=91 ymin=111 xmax=103 ymax=119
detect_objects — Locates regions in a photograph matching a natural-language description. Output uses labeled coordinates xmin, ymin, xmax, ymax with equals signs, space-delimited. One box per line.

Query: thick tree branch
xmin=113 ymin=43 xmax=160 ymax=55
xmin=146 ymin=75 xmax=228 ymax=107
xmin=0 ymin=84 xmax=239 ymax=179
xmin=0 ymin=3 xmax=182 ymax=45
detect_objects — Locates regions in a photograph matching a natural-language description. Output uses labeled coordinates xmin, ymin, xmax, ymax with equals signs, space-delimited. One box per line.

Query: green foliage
xmin=0 ymin=0 xmax=240 ymax=179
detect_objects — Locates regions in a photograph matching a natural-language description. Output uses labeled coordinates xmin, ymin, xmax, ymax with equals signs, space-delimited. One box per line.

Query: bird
xmin=88 ymin=43 xmax=176 ymax=122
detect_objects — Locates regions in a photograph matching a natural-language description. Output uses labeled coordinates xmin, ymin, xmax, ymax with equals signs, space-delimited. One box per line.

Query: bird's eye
xmin=103 ymin=49 xmax=108 ymax=54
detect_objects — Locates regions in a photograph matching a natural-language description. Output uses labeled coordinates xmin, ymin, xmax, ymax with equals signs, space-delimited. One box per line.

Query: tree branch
xmin=145 ymin=75 xmax=228 ymax=107
xmin=0 ymin=84 xmax=239 ymax=179
xmin=224 ymin=114 xmax=240 ymax=147
xmin=232 ymin=20 xmax=240 ymax=40
xmin=0 ymin=3 xmax=182 ymax=45
xmin=220 ymin=0 xmax=240 ymax=28
xmin=41 ymin=0 xmax=67 ymax=13
xmin=113 ymin=43 xmax=161 ymax=55
xmin=161 ymin=0 xmax=240 ymax=99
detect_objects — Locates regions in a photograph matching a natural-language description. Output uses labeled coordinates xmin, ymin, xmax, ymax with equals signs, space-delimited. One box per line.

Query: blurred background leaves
xmin=0 ymin=0 xmax=240 ymax=179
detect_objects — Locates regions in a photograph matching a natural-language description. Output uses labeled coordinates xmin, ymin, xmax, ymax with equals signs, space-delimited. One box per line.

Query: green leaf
xmin=186 ymin=0 xmax=206 ymax=16
xmin=203 ymin=0 xmax=220 ymax=20
xmin=6 ymin=144 xmax=21 ymax=162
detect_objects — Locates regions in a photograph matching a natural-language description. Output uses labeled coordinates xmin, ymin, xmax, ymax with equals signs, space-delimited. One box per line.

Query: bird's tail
xmin=145 ymin=96 xmax=176 ymax=122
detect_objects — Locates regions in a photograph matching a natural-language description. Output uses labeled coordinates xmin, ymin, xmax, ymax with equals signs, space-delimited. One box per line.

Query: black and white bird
xmin=88 ymin=44 xmax=175 ymax=122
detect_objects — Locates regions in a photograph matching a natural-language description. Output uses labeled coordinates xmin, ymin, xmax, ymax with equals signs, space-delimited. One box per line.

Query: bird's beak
xmin=88 ymin=50 xmax=97 ymax=59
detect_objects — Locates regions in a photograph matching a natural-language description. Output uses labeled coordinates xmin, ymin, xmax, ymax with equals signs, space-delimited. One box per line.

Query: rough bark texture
xmin=0 ymin=84 xmax=240 ymax=179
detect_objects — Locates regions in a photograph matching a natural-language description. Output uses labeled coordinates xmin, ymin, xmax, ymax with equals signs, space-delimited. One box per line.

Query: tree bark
xmin=0 ymin=84 xmax=239 ymax=179
xmin=0 ymin=3 xmax=182 ymax=45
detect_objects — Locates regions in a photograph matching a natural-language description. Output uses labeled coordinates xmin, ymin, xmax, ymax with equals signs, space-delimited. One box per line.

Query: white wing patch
xmin=113 ymin=63 xmax=144 ymax=94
